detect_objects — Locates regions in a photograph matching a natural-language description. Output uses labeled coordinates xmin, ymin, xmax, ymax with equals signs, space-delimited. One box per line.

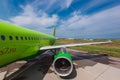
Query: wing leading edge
xmin=40 ymin=41 xmax=112 ymax=50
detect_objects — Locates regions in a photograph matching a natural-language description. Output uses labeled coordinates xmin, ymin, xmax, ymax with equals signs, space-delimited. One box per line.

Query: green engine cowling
xmin=53 ymin=51 xmax=73 ymax=77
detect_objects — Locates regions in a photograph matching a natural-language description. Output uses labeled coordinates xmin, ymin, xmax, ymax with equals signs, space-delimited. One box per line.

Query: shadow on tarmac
xmin=69 ymin=49 xmax=115 ymax=64
xmin=3 ymin=49 xmax=119 ymax=80
xmin=4 ymin=53 xmax=54 ymax=80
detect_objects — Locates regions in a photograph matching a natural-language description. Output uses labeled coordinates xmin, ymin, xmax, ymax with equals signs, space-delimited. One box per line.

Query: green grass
xmin=55 ymin=39 xmax=120 ymax=58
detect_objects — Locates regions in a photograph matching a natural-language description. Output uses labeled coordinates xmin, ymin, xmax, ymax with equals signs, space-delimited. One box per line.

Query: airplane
xmin=0 ymin=21 xmax=111 ymax=77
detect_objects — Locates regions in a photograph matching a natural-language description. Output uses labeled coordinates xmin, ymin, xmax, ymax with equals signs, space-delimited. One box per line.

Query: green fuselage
xmin=0 ymin=21 xmax=55 ymax=67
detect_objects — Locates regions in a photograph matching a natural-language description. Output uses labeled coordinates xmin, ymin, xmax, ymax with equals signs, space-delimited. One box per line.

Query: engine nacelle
xmin=53 ymin=52 xmax=73 ymax=77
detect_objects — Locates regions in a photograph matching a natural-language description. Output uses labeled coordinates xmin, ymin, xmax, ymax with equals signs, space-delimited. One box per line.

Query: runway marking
xmin=7 ymin=68 xmax=19 ymax=77
xmin=8 ymin=62 xmax=36 ymax=80
xmin=94 ymin=66 xmax=110 ymax=80
xmin=73 ymin=62 xmax=78 ymax=66
xmin=50 ymin=67 xmax=54 ymax=71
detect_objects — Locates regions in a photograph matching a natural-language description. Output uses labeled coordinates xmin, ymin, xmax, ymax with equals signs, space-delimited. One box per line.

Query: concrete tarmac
xmin=1 ymin=49 xmax=120 ymax=80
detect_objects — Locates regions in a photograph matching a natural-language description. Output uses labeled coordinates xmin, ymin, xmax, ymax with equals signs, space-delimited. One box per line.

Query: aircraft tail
xmin=52 ymin=26 xmax=56 ymax=37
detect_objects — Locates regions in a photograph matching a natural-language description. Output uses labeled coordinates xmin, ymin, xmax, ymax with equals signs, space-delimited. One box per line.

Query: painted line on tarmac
xmin=8 ymin=62 xmax=36 ymax=80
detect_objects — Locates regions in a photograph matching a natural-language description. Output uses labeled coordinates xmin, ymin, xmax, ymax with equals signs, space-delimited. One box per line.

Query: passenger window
xmin=25 ymin=37 xmax=27 ymax=40
xmin=36 ymin=37 xmax=37 ymax=40
xmin=1 ymin=35 xmax=5 ymax=40
xmin=31 ymin=37 xmax=33 ymax=40
xmin=16 ymin=36 xmax=19 ymax=40
xmin=9 ymin=36 xmax=13 ymax=40
xmin=21 ymin=36 xmax=23 ymax=40
xmin=28 ymin=37 xmax=30 ymax=40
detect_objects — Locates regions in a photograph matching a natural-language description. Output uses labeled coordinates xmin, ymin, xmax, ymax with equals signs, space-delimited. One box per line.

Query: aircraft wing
xmin=40 ymin=41 xmax=111 ymax=50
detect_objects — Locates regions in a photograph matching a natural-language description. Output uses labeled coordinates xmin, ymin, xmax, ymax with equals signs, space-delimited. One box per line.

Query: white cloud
xmin=61 ymin=0 xmax=73 ymax=9
xmin=31 ymin=0 xmax=73 ymax=12
xmin=8 ymin=1 xmax=120 ymax=38
xmin=57 ymin=5 xmax=120 ymax=38
xmin=10 ymin=5 xmax=58 ymax=28
xmin=9 ymin=0 xmax=73 ymax=28
xmin=82 ymin=0 xmax=110 ymax=11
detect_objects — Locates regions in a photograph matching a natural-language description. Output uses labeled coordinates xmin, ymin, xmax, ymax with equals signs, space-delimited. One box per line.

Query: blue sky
xmin=0 ymin=0 xmax=120 ymax=39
